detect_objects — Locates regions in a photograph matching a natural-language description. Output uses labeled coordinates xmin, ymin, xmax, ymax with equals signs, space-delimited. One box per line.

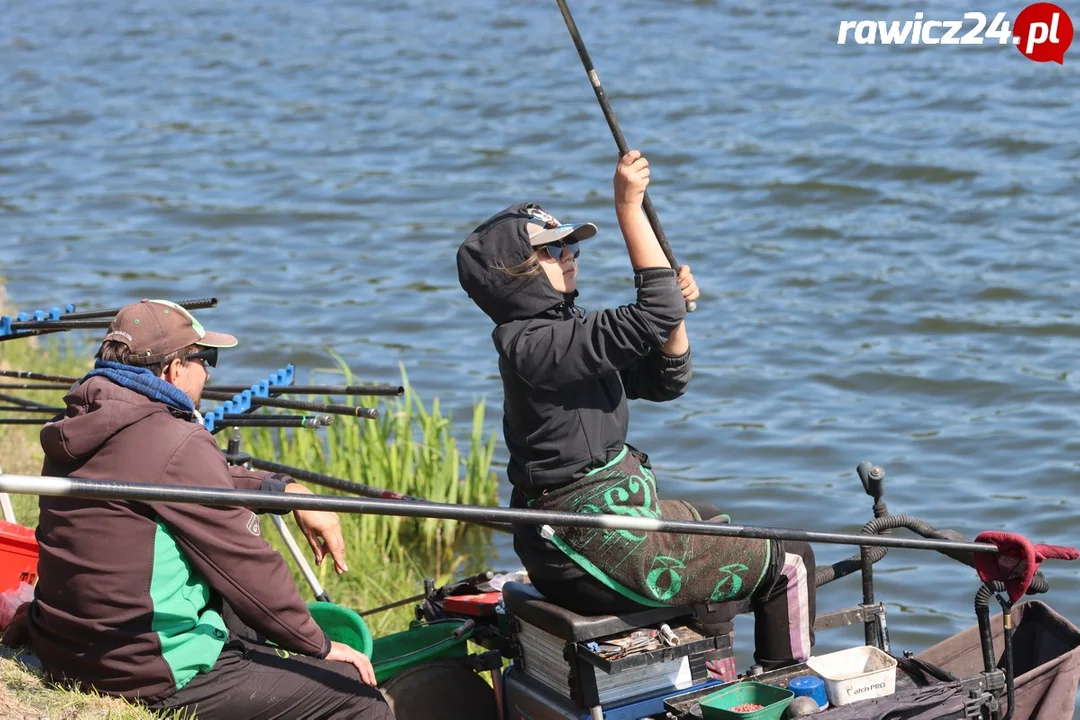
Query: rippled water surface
xmin=3 ymin=0 xmax=1080 ymax=693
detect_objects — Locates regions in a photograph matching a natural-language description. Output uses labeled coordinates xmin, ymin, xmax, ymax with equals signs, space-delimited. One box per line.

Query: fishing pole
xmin=0 ymin=298 xmax=219 ymax=341
xmin=54 ymin=297 xmax=218 ymax=321
xmin=554 ymin=0 xmax=696 ymax=313
xmin=217 ymin=415 xmax=334 ymax=429
xmin=0 ymin=392 xmax=57 ymax=410
xmin=210 ymin=384 xmax=404 ymax=398
xmin=0 ymin=414 xmax=336 ymax=428
xmin=202 ymin=391 xmax=379 ymax=420
xmin=0 ymin=372 xmax=402 ymax=399
xmin=0 ymin=474 xmax=1002 ymax=554
xmin=0 ymin=375 xmax=381 ymax=419
xmin=0 ymin=383 xmax=70 ymax=391
xmin=224 ymin=453 xmax=514 ymax=535
xmin=0 ymin=406 xmax=63 ymax=414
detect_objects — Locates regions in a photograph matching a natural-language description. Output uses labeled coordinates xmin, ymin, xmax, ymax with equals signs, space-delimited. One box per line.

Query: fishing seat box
xmin=501 ymin=582 xmax=735 ymax=712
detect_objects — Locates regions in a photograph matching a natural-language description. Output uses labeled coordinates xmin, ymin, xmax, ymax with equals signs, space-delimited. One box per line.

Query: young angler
xmin=457 ymin=151 xmax=816 ymax=669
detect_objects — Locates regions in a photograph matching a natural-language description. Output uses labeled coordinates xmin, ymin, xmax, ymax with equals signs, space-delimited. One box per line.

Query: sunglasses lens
xmin=544 ymin=242 xmax=580 ymax=260
xmin=190 ymin=347 xmax=218 ymax=368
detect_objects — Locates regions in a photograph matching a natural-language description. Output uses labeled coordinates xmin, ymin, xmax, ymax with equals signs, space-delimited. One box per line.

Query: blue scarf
xmin=84 ymin=360 xmax=195 ymax=414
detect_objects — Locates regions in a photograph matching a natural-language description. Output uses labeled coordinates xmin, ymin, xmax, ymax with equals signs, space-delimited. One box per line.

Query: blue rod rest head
xmin=0 ymin=317 xmax=10 ymax=338
xmin=221 ymin=401 xmax=234 ymax=415
xmin=204 ymin=415 xmax=216 ymax=432
xmin=238 ymin=390 xmax=252 ymax=412
xmin=48 ymin=307 xmax=62 ymax=321
xmin=33 ymin=309 xmax=46 ymax=321
xmin=16 ymin=312 xmax=28 ymax=322
xmin=65 ymin=304 xmax=75 ymax=314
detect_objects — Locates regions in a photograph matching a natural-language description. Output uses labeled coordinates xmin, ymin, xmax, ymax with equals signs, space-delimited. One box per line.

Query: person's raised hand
xmin=614 ymin=149 xmax=650 ymax=210
xmin=677 ymin=265 xmax=700 ymax=303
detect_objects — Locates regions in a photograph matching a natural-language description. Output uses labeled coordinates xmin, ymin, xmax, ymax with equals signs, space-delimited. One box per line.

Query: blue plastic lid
xmin=788 ymin=675 xmax=828 ymax=707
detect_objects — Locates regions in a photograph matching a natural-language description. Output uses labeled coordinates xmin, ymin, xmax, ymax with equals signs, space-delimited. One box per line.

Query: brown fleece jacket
xmin=28 ymin=377 xmax=330 ymax=702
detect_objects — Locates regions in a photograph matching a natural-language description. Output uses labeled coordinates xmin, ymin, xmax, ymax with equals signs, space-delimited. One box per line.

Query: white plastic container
xmin=805 ymin=645 xmax=897 ymax=707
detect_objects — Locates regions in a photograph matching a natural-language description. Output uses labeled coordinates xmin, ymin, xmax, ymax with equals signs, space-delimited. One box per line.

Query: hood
xmin=457 ymin=202 xmax=573 ymax=325
xmin=40 ymin=376 xmax=169 ymax=464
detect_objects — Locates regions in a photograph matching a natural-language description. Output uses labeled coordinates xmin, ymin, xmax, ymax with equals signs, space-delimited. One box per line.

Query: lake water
xmin=2 ymin=0 xmax=1079 ymax=694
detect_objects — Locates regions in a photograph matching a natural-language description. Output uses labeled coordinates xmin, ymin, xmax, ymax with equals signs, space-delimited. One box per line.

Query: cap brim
xmin=197 ymin=330 xmax=238 ymax=349
xmin=527 ymin=222 xmax=597 ymax=247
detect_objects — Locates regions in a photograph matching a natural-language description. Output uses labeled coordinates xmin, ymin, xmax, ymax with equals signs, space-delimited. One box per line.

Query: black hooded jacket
xmin=457 ymin=202 xmax=692 ymax=502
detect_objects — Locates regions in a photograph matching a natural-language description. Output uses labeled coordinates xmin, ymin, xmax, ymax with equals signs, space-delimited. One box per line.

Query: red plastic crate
xmin=0 ymin=521 xmax=38 ymax=592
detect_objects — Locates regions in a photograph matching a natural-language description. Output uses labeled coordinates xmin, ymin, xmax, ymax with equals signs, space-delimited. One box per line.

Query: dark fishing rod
xmin=202 ymin=391 xmax=378 ymax=420
xmin=0 ymin=371 xmax=79 ymax=383
xmin=224 ymin=452 xmax=513 ymax=535
xmin=53 ymin=297 xmax=218 ymax=321
xmin=554 ymin=0 xmax=696 ymax=313
xmin=0 ymin=406 xmax=63 ymax=414
xmin=0 ymin=383 xmax=69 ymax=391
xmin=0 ymin=419 xmax=57 ymax=425
xmin=217 ymin=415 xmax=334 ymax=429
xmin=0 ymin=392 xmax=56 ymax=410
xmin=4 ymin=296 xmax=215 ymax=337
xmin=210 ymin=384 xmax=404 ymax=398
xmin=0 ymin=474 xmax=1002 ymax=554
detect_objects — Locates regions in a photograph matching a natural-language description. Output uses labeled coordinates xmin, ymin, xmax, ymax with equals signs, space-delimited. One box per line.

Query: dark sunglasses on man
xmin=186 ymin=346 xmax=218 ymax=368
xmin=542 ymin=240 xmax=581 ymax=261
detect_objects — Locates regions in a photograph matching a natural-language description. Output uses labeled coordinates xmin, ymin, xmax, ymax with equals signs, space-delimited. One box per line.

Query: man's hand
xmin=326 ymin=640 xmax=377 ymax=686
xmin=677 ymin=265 xmax=700 ymax=303
xmin=285 ymin=484 xmax=348 ymax=573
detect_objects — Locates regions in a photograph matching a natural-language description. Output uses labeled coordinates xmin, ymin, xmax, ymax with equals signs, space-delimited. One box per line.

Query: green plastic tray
xmin=699 ymin=681 xmax=794 ymax=720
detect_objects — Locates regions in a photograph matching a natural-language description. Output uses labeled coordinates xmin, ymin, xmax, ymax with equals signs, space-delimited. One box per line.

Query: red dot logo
xmin=1014 ymin=3 xmax=1074 ymax=63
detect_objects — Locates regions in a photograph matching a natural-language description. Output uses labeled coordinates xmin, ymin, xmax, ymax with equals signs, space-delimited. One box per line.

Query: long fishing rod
xmin=0 ymin=406 xmax=62 ymax=414
xmin=202 ymin=391 xmax=379 ymax=420
xmin=0 ymin=392 xmax=57 ymax=410
xmin=0 ymin=298 xmax=220 ymax=342
xmin=0 ymin=384 xmax=69 ymax=391
xmin=210 ymin=384 xmax=404 ymax=398
xmin=0 ymin=474 xmax=1001 ymax=554
xmin=224 ymin=453 xmax=513 ymax=535
xmin=218 ymin=415 xmax=334 ymax=429
xmin=56 ymin=297 xmax=218 ymax=321
xmin=0 ymin=414 xmax=335 ymax=428
xmin=0 ymin=375 xmax=382 ymax=419
xmin=554 ymin=0 xmax=696 ymax=313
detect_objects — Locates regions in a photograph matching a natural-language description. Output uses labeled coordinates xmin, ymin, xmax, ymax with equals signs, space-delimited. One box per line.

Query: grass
xmin=0 ymin=291 xmax=501 ymax=717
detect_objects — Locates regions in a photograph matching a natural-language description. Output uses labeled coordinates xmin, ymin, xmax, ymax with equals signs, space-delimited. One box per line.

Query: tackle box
xmin=502 ymin=582 xmax=736 ymax=711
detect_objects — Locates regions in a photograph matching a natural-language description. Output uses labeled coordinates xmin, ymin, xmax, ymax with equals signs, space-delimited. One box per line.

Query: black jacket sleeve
xmin=620 ymin=347 xmax=692 ymax=401
xmin=494 ymin=268 xmax=686 ymax=391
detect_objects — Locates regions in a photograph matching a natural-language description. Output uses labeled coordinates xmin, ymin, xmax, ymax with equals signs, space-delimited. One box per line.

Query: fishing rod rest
xmin=201 ymin=365 xmax=295 ymax=433
xmin=0 ymin=304 xmax=75 ymax=338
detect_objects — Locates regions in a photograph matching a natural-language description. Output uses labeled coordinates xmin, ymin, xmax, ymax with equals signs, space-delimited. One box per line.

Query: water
xmin=2 ymin=0 xmax=1079 ymax=693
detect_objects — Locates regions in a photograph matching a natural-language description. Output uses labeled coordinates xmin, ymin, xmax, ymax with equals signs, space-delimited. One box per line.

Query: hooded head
xmin=457 ymin=202 xmax=596 ymax=325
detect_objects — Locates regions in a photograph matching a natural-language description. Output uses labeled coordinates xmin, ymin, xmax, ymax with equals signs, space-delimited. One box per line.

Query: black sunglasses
xmin=542 ymin=241 xmax=581 ymax=261
xmin=186 ymin=347 xmax=218 ymax=368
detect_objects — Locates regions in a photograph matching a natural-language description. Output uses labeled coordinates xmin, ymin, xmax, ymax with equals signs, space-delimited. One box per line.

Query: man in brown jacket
xmin=28 ymin=299 xmax=393 ymax=720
